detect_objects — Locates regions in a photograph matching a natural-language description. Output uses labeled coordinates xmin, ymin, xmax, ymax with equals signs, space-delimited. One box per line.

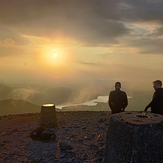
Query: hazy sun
xmin=53 ymin=53 xmax=57 ymax=57
xmin=40 ymin=47 xmax=68 ymax=68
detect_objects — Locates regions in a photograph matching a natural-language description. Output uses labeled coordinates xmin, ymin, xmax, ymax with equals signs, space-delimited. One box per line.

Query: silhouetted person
xmin=108 ymin=82 xmax=128 ymax=114
xmin=144 ymin=80 xmax=163 ymax=115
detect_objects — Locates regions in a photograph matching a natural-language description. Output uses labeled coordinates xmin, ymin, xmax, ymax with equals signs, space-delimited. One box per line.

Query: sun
xmin=53 ymin=53 xmax=57 ymax=57
xmin=40 ymin=46 xmax=69 ymax=69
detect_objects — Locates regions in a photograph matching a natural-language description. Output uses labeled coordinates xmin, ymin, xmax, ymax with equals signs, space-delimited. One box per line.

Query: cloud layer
xmin=1 ymin=0 xmax=163 ymax=88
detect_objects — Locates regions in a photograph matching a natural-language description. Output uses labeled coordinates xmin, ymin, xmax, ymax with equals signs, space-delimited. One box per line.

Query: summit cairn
xmin=104 ymin=112 xmax=163 ymax=163
xmin=39 ymin=104 xmax=58 ymax=128
xmin=30 ymin=104 xmax=57 ymax=141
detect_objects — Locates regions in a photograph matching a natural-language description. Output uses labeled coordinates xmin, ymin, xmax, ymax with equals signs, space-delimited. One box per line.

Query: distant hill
xmin=0 ymin=83 xmax=105 ymax=111
xmin=3 ymin=84 xmax=76 ymax=106
xmin=0 ymin=82 xmax=153 ymax=114
xmin=0 ymin=99 xmax=40 ymax=116
xmin=3 ymin=83 xmax=106 ymax=106
xmin=0 ymin=83 xmax=13 ymax=101
xmin=30 ymin=87 xmax=75 ymax=105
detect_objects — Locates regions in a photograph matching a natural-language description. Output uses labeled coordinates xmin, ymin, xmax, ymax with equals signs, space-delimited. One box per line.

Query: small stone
xmin=59 ymin=141 xmax=73 ymax=151
xmin=29 ymin=127 xmax=44 ymax=140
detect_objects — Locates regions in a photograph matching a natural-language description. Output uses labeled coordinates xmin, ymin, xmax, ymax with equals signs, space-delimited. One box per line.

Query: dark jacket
xmin=145 ymin=88 xmax=163 ymax=115
xmin=108 ymin=89 xmax=128 ymax=114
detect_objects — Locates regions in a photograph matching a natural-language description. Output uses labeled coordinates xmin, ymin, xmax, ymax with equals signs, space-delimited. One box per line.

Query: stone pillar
xmin=39 ymin=104 xmax=57 ymax=128
xmin=104 ymin=112 xmax=163 ymax=163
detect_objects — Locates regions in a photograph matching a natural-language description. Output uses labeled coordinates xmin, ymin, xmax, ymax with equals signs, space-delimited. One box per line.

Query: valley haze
xmin=0 ymin=81 xmax=153 ymax=116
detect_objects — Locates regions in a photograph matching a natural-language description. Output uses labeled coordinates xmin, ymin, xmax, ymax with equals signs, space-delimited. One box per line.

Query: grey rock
xmin=95 ymin=147 xmax=105 ymax=158
xmin=89 ymin=144 xmax=99 ymax=150
xmin=105 ymin=112 xmax=163 ymax=163
xmin=81 ymin=154 xmax=88 ymax=160
xmin=40 ymin=129 xmax=56 ymax=141
xmin=93 ymin=157 xmax=103 ymax=163
xmin=29 ymin=127 xmax=44 ymax=140
xmin=59 ymin=141 xmax=73 ymax=151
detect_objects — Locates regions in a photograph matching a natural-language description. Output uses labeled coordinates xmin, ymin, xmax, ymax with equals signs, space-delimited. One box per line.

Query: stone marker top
xmin=42 ymin=104 xmax=55 ymax=107
xmin=111 ymin=111 xmax=163 ymax=125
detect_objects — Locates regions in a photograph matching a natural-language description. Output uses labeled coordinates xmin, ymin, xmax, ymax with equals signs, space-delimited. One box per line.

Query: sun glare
xmin=40 ymin=47 xmax=68 ymax=68
xmin=53 ymin=53 xmax=57 ymax=57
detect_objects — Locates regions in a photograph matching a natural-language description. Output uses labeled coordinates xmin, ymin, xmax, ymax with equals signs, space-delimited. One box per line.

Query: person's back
xmin=144 ymin=80 xmax=163 ymax=115
xmin=108 ymin=82 xmax=128 ymax=114
xmin=151 ymin=88 xmax=163 ymax=114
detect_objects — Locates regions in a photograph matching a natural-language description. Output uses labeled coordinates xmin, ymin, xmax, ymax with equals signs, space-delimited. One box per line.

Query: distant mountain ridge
xmin=0 ymin=83 xmax=75 ymax=106
xmin=0 ymin=83 xmax=153 ymax=115
xmin=0 ymin=83 xmax=13 ymax=101
xmin=0 ymin=83 xmax=107 ymax=106
xmin=0 ymin=83 xmax=109 ymax=115
xmin=0 ymin=99 xmax=40 ymax=116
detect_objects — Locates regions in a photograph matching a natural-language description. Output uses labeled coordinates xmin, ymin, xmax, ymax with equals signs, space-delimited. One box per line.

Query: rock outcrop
xmin=105 ymin=112 xmax=163 ymax=163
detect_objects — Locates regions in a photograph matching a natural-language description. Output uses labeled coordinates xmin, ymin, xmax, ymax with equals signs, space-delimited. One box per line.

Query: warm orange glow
xmin=53 ymin=53 xmax=57 ymax=57
xmin=35 ymin=44 xmax=75 ymax=79
xmin=40 ymin=46 xmax=67 ymax=68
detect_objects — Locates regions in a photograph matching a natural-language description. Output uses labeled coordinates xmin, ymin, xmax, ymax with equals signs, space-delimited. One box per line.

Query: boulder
xmin=29 ymin=127 xmax=44 ymax=140
xmin=59 ymin=141 xmax=73 ymax=151
xmin=40 ymin=129 xmax=56 ymax=141
xmin=104 ymin=112 xmax=163 ymax=163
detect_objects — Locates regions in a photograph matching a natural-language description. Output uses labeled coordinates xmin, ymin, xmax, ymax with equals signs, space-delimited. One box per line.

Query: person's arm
xmin=144 ymin=102 xmax=151 ymax=112
xmin=144 ymin=92 xmax=157 ymax=112
xmin=108 ymin=92 xmax=113 ymax=110
xmin=122 ymin=92 xmax=128 ymax=111
xmin=144 ymin=106 xmax=149 ymax=112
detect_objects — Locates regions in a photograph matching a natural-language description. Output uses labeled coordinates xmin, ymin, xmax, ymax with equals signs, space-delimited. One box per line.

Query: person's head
xmin=153 ymin=80 xmax=162 ymax=90
xmin=115 ymin=82 xmax=121 ymax=90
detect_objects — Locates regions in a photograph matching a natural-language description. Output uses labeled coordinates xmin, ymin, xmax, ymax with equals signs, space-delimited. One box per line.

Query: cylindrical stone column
xmin=104 ymin=112 xmax=163 ymax=163
xmin=39 ymin=104 xmax=57 ymax=128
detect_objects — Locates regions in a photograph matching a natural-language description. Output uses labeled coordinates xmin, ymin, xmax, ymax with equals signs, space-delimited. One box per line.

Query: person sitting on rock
xmin=108 ymin=82 xmax=128 ymax=114
xmin=144 ymin=80 xmax=163 ymax=115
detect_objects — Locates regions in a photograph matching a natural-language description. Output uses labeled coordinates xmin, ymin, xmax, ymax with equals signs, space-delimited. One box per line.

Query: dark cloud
xmin=127 ymin=37 xmax=163 ymax=54
xmin=152 ymin=26 xmax=163 ymax=36
xmin=119 ymin=0 xmax=163 ymax=22
xmin=0 ymin=0 xmax=130 ymax=46
xmin=76 ymin=60 xmax=101 ymax=66
xmin=1 ymin=0 xmax=163 ymax=49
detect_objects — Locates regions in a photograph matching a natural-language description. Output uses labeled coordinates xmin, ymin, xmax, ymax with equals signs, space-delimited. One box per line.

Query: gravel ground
xmin=0 ymin=111 xmax=110 ymax=163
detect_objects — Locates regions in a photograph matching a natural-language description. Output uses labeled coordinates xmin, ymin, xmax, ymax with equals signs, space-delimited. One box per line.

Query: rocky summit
xmin=0 ymin=111 xmax=110 ymax=163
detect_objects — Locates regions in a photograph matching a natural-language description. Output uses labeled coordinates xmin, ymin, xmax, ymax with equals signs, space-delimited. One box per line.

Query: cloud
xmin=1 ymin=0 xmax=163 ymax=56
xmin=8 ymin=88 xmax=39 ymax=101
xmin=115 ymin=0 xmax=163 ymax=22
xmin=0 ymin=38 xmax=15 ymax=47
xmin=152 ymin=26 xmax=163 ymax=36
xmin=76 ymin=60 xmax=101 ymax=66
xmin=0 ymin=0 xmax=130 ymax=46
xmin=125 ymin=35 xmax=163 ymax=55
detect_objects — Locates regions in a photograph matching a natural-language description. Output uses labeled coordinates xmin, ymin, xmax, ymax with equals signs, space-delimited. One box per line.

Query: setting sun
xmin=53 ymin=53 xmax=57 ymax=57
xmin=39 ymin=46 xmax=69 ymax=69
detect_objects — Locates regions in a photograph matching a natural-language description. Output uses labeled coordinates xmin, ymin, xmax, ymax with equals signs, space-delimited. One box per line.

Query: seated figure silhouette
xmin=108 ymin=82 xmax=128 ymax=114
xmin=144 ymin=80 xmax=163 ymax=115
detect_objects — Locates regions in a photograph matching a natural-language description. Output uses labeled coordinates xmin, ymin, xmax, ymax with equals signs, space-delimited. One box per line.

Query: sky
xmin=1 ymin=0 xmax=163 ymax=90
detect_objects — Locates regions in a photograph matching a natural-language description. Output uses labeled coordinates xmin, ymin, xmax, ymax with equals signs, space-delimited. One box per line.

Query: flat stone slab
xmin=104 ymin=111 xmax=163 ymax=163
xmin=119 ymin=111 xmax=163 ymax=125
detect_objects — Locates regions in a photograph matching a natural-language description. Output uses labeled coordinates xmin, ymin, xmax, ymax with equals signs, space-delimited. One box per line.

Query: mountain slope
xmin=0 ymin=99 xmax=40 ymax=115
